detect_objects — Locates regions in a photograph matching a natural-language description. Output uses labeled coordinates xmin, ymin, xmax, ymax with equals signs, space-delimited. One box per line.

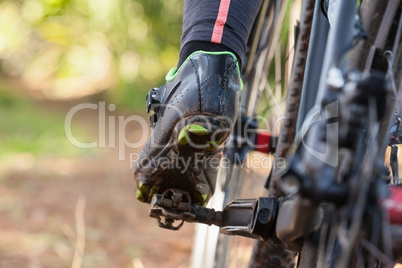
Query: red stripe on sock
xmin=211 ymin=0 xmax=231 ymax=44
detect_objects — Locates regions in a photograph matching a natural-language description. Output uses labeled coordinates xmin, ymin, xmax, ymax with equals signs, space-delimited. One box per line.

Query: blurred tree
xmin=0 ymin=0 xmax=183 ymax=107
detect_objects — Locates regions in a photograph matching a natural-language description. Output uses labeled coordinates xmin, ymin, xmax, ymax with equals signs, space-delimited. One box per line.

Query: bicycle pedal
xmin=149 ymin=188 xmax=222 ymax=230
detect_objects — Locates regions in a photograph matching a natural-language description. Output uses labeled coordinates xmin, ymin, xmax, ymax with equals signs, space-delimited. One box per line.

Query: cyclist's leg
xmin=134 ymin=0 xmax=263 ymax=205
xmin=179 ymin=0 xmax=263 ymax=68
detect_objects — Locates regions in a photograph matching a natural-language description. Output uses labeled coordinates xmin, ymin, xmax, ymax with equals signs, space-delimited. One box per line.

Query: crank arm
xmin=149 ymin=189 xmax=281 ymax=242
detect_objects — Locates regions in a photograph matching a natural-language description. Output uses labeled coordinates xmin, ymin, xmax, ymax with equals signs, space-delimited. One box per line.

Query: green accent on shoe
xmin=193 ymin=193 xmax=207 ymax=207
xmin=178 ymin=124 xmax=210 ymax=146
xmin=188 ymin=124 xmax=209 ymax=135
xmin=165 ymin=51 xmax=244 ymax=90
xmin=165 ymin=67 xmax=177 ymax=81
xmin=139 ymin=182 xmax=149 ymax=192
xmin=202 ymin=194 xmax=208 ymax=207
xmin=148 ymin=185 xmax=160 ymax=201
xmin=178 ymin=129 xmax=188 ymax=146
xmin=136 ymin=190 xmax=145 ymax=202
xmin=207 ymin=137 xmax=225 ymax=151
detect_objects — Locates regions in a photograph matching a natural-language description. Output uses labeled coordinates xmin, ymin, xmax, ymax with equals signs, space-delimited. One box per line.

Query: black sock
xmin=178 ymin=41 xmax=241 ymax=69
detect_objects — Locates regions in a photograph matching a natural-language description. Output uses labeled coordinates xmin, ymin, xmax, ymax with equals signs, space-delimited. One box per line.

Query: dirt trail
xmin=0 ymin=116 xmax=194 ymax=268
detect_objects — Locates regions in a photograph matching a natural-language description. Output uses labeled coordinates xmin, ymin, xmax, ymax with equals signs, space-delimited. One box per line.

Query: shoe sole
xmin=173 ymin=115 xmax=230 ymax=154
xmin=136 ymin=115 xmax=231 ymax=205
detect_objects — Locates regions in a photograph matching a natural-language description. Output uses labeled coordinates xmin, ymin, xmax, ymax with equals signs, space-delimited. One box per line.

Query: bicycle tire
xmin=251 ymin=0 xmax=402 ymax=267
xmin=296 ymin=0 xmax=402 ymax=267
xmin=249 ymin=0 xmax=315 ymax=266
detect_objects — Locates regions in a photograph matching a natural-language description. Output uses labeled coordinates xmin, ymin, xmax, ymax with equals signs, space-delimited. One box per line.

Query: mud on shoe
xmin=134 ymin=51 xmax=242 ymax=206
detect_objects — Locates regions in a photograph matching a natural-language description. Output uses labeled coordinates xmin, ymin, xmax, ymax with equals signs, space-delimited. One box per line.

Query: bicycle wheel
xmin=293 ymin=0 xmax=402 ymax=267
xmin=190 ymin=0 xmax=304 ymax=267
xmin=248 ymin=0 xmax=316 ymax=266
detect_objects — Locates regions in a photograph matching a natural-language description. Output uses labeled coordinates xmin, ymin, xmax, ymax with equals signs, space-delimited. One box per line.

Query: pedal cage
xmin=149 ymin=188 xmax=224 ymax=230
xmin=149 ymin=189 xmax=194 ymax=230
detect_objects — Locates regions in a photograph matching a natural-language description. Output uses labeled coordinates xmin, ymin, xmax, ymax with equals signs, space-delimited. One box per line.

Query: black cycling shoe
xmin=134 ymin=51 xmax=242 ymax=205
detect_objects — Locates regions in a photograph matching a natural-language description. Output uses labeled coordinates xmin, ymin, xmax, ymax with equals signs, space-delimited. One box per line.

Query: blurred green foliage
xmin=0 ymin=0 xmax=183 ymax=106
xmin=0 ymin=84 xmax=92 ymax=158
xmin=0 ymin=0 xmax=301 ymax=157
